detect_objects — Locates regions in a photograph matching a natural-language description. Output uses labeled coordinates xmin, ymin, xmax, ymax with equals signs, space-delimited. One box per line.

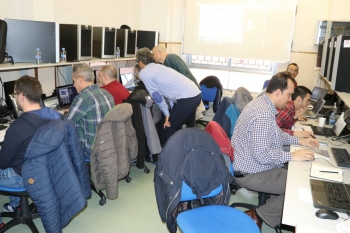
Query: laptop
xmin=56 ymin=84 xmax=78 ymax=109
xmin=305 ymin=98 xmax=325 ymax=118
xmin=119 ymin=67 xmax=135 ymax=91
xmin=311 ymin=112 xmax=347 ymax=136
xmin=310 ymin=179 xmax=350 ymax=213
xmin=310 ymin=87 xmax=328 ymax=103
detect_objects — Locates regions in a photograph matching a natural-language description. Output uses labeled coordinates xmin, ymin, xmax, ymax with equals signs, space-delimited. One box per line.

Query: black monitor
xmin=136 ymin=30 xmax=159 ymax=50
xmin=55 ymin=84 xmax=78 ymax=108
xmin=119 ymin=67 xmax=135 ymax=91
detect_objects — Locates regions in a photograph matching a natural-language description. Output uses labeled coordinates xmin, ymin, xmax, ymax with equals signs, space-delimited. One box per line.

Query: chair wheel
xmin=99 ymin=199 xmax=106 ymax=206
xmin=125 ymin=176 xmax=132 ymax=183
xmin=144 ymin=167 xmax=150 ymax=173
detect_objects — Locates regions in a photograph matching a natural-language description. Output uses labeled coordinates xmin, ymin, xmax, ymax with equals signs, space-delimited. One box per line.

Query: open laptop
xmin=119 ymin=67 xmax=135 ymax=91
xmin=311 ymin=112 xmax=347 ymax=136
xmin=305 ymin=98 xmax=325 ymax=118
xmin=310 ymin=87 xmax=328 ymax=103
xmin=56 ymin=84 xmax=78 ymax=109
xmin=310 ymin=179 xmax=350 ymax=213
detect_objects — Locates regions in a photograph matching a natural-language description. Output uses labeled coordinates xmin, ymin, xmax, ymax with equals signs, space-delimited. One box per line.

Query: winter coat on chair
xmin=22 ymin=119 xmax=91 ymax=233
xmin=90 ymin=103 xmax=138 ymax=200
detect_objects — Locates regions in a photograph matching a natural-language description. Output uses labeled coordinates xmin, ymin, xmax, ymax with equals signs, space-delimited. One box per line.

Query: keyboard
xmin=323 ymin=181 xmax=350 ymax=210
xmin=331 ymin=147 xmax=350 ymax=168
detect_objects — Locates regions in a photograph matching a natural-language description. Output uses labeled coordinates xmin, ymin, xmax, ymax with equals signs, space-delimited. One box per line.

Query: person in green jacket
xmin=152 ymin=45 xmax=200 ymax=89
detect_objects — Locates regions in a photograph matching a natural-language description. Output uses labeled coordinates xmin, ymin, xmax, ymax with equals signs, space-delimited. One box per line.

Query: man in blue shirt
xmin=0 ymin=76 xmax=61 ymax=228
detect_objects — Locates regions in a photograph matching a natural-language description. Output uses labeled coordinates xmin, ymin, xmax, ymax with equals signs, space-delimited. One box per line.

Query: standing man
xmin=0 ymin=76 xmax=61 ymax=227
xmin=276 ymin=85 xmax=314 ymax=137
xmin=65 ymin=63 xmax=114 ymax=157
xmin=231 ymin=72 xmax=318 ymax=231
xmin=98 ymin=65 xmax=130 ymax=105
xmin=152 ymin=45 xmax=200 ymax=89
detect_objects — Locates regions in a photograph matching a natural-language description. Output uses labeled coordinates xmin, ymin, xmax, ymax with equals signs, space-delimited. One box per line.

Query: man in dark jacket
xmin=0 ymin=75 xmax=61 ymax=227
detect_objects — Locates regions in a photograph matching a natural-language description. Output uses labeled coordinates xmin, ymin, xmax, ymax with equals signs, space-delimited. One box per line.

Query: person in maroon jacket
xmin=98 ymin=65 xmax=130 ymax=105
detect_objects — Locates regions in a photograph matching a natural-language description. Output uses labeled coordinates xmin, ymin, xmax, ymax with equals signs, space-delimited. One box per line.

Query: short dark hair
xmin=287 ymin=63 xmax=298 ymax=69
xmin=136 ymin=47 xmax=153 ymax=65
xmin=292 ymin=86 xmax=312 ymax=101
xmin=14 ymin=75 xmax=42 ymax=103
xmin=266 ymin=71 xmax=294 ymax=94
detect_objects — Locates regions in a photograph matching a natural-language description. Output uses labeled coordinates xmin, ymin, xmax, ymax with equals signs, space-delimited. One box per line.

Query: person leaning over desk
xmin=135 ymin=47 xmax=201 ymax=142
xmin=276 ymin=85 xmax=314 ymax=138
xmin=0 ymin=76 xmax=61 ymax=229
xmin=64 ymin=63 xmax=114 ymax=157
xmin=231 ymin=71 xmax=319 ymax=231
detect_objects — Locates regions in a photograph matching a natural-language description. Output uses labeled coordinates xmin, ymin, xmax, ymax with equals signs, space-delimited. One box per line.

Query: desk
xmin=282 ymin=119 xmax=350 ymax=232
xmin=336 ymin=91 xmax=350 ymax=108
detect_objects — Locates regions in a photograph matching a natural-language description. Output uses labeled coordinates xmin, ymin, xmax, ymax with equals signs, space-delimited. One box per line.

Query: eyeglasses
xmin=287 ymin=68 xmax=298 ymax=73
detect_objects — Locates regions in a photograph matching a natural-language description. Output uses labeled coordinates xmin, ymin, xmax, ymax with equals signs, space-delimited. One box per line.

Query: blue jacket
xmin=22 ymin=119 xmax=92 ymax=233
xmin=213 ymin=97 xmax=240 ymax=138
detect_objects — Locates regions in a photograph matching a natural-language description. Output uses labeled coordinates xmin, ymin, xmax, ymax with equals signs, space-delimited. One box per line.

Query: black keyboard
xmin=323 ymin=181 xmax=350 ymax=210
xmin=331 ymin=147 xmax=350 ymax=168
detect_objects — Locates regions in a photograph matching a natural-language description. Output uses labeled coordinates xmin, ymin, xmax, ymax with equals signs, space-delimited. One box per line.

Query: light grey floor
xmin=0 ymin=90 xmax=294 ymax=233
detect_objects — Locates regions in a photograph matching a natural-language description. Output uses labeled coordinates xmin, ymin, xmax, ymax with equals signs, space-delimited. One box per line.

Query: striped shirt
xmin=66 ymin=84 xmax=114 ymax=149
xmin=231 ymin=94 xmax=298 ymax=174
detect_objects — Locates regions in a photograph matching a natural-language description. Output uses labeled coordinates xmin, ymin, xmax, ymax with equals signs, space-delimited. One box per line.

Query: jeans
xmin=0 ymin=168 xmax=23 ymax=223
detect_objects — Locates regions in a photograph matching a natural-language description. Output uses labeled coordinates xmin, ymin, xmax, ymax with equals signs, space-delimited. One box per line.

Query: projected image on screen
xmin=198 ymin=4 xmax=264 ymax=45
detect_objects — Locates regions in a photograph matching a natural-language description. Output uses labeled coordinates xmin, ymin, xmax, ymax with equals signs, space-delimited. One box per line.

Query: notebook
xmin=304 ymin=98 xmax=326 ymax=119
xmin=56 ymin=84 xmax=78 ymax=109
xmin=310 ymin=87 xmax=328 ymax=103
xmin=310 ymin=179 xmax=350 ymax=214
xmin=309 ymin=163 xmax=342 ymax=182
xmin=311 ymin=112 xmax=347 ymax=137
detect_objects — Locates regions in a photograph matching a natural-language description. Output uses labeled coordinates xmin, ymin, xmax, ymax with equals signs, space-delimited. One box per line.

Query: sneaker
xmin=3 ymin=203 xmax=20 ymax=212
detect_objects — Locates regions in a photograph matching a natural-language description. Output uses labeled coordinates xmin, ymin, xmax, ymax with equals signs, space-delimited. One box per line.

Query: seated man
xmin=152 ymin=45 xmax=200 ymax=89
xmin=276 ymin=86 xmax=314 ymax=138
xmin=0 ymin=76 xmax=61 ymax=226
xmin=98 ymin=65 xmax=130 ymax=105
xmin=231 ymin=72 xmax=318 ymax=231
xmin=65 ymin=63 xmax=114 ymax=157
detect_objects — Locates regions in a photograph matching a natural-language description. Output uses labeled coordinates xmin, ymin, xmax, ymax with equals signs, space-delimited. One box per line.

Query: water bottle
xmin=60 ymin=48 xmax=67 ymax=62
xmin=329 ymin=111 xmax=336 ymax=126
xmin=35 ymin=48 xmax=42 ymax=65
xmin=116 ymin=47 xmax=120 ymax=58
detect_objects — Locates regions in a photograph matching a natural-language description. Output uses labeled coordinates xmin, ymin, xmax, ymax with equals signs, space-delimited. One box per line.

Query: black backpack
xmin=0 ymin=19 xmax=7 ymax=64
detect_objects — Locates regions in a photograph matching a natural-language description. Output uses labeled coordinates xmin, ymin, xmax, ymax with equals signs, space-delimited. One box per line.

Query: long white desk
xmin=282 ymin=119 xmax=350 ymax=232
xmin=336 ymin=91 xmax=350 ymax=109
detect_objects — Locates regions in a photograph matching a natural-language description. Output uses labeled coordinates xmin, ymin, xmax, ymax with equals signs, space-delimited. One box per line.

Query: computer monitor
xmin=116 ymin=29 xmax=137 ymax=57
xmin=119 ymin=67 xmax=135 ymax=91
xmin=93 ymin=27 xmax=116 ymax=58
xmin=56 ymin=84 xmax=78 ymax=108
xmin=93 ymin=70 xmax=99 ymax=84
xmin=136 ymin=30 xmax=159 ymax=50
xmin=5 ymin=18 xmax=59 ymax=63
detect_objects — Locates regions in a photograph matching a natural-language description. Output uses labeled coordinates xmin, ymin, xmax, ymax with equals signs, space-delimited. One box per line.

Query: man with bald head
xmin=98 ymin=65 xmax=130 ymax=105
xmin=152 ymin=45 xmax=200 ymax=89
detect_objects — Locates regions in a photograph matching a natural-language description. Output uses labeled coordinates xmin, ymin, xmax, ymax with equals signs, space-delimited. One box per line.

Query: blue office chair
xmin=0 ymin=186 xmax=40 ymax=233
xmin=262 ymin=79 xmax=270 ymax=89
xmin=201 ymin=85 xmax=218 ymax=111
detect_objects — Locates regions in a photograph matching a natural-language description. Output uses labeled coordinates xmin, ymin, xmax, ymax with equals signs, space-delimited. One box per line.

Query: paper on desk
xmin=292 ymin=123 xmax=313 ymax=132
xmin=290 ymin=145 xmax=330 ymax=160
xmin=310 ymin=162 xmax=343 ymax=182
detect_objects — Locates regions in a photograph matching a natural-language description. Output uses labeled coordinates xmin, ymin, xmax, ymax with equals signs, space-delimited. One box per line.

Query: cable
xmin=57 ymin=67 xmax=67 ymax=85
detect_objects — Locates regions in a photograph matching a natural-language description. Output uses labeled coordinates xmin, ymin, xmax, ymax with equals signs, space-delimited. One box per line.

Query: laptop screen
xmin=56 ymin=84 xmax=78 ymax=107
xmin=334 ymin=112 xmax=347 ymax=136
xmin=312 ymin=98 xmax=326 ymax=115
xmin=311 ymin=87 xmax=328 ymax=101
xmin=119 ymin=67 xmax=135 ymax=91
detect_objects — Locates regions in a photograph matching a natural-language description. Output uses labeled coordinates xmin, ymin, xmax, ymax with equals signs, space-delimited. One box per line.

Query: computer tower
xmin=136 ymin=30 xmax=159 ymax=50
xmin=5 ymin=18 xmax=59 ymax=63
xmin=321 ymin=38 xmax=331 ymax=77
xmin=116 ymin=29 xmax=137 ymax=57
xmin=326 ymin=37 xmax=337 ymax=81
xmin=331 ymin=35 xmax=350 ymax=93
xmin=59 ymin=24 xmax=93 ymax=61
xmin=93 ymin=27 xmax=116 ymax=58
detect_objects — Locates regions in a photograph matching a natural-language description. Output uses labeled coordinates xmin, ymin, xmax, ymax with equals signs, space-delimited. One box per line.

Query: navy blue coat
xmin=22 ymin=119 xmax=91 ymax=233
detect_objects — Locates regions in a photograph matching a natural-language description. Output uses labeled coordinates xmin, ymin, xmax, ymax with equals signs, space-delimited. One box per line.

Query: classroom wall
xmin=1 ymin=0 xmax=350 ymax=93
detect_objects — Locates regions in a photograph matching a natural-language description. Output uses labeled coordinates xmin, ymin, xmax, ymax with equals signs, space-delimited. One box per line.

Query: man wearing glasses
xmin=0 ymin=76 xmax=61 ymax=227
xmin=286 ymin=63 xmax=299 ymax=86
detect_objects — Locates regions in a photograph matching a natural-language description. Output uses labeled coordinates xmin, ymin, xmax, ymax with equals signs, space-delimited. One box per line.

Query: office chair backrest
xmin=213 ymin=97 xmax=240 ymax=138
xmin=262 ymin=79 xmax=269 ymax=89
xmin=200 ymin=84 xmax=217 ymax=102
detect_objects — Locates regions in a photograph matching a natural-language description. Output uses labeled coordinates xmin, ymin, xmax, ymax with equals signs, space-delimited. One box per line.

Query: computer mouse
xmin=315 ymin=209 xmax=339 ymax=220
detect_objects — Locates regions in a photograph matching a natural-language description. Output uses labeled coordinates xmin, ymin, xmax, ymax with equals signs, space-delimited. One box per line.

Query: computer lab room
xmin=1 ymin=0 xmax=350 ymax=233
